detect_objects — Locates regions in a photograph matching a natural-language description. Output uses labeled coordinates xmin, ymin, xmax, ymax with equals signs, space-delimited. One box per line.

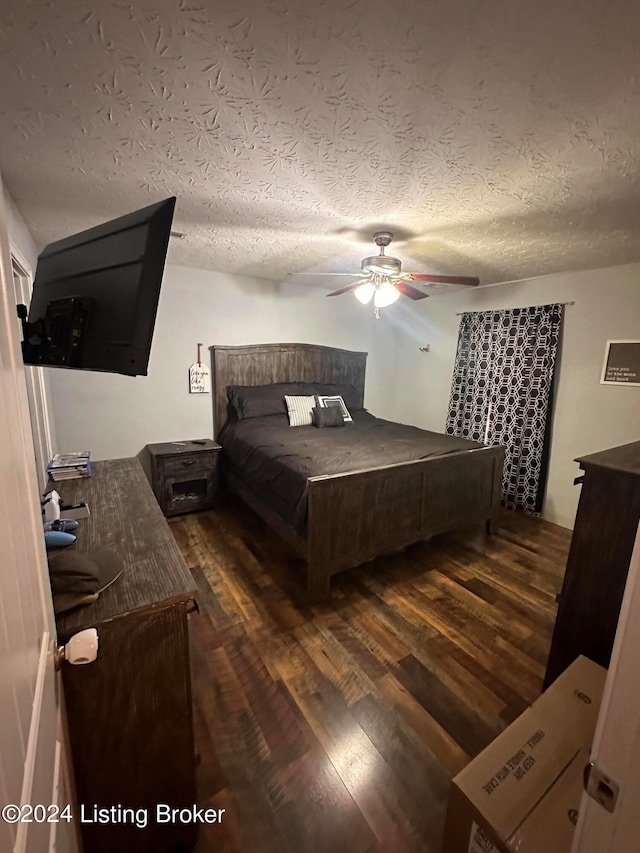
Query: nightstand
xmin=147 ymin=439 xmax=221 ymax=516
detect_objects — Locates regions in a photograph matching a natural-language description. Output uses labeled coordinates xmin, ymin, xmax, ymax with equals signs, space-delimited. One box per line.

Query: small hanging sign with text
xmin=189 ymin=343 xmax=210 ymax=393
xmin=600 ymin=340 xmax=640 ymax=386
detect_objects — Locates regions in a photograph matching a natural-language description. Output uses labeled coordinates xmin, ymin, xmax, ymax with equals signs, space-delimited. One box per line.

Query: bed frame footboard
xmin=305 ymin=445 xmax=505 ymax=601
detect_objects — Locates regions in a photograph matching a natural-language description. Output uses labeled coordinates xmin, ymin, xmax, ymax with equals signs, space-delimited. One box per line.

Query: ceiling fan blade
xmin=407 ymin=273 xmax=480 ymax=286
xmin=394 ymin=281 xmax=429 ymax=300
xmin=326 ymin=281 xmax=364 ymax=297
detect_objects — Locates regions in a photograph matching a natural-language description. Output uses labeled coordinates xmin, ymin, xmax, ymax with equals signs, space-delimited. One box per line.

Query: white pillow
xmin=284 ymin=395 xmax=316 ymax=427
xmin=316 ymin=394 xmax=353 ymax=423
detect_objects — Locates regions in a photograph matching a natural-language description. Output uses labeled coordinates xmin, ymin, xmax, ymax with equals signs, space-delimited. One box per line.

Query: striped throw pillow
xmin=284 ymin=395 xmax=316 ymax=427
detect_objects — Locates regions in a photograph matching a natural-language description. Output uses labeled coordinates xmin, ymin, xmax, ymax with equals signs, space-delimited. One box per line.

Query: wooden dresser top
xmin=55 ymin=458 xmax=196 ymax=639
xmin=577 ymin=440 xmax=640 ymax=477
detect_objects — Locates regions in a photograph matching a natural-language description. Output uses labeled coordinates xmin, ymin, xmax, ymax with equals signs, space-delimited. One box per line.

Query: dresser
xmin=544 ymin=440 xmax=640 ymax=688
xmin=55 ymin=458 xmax=198 ymax=853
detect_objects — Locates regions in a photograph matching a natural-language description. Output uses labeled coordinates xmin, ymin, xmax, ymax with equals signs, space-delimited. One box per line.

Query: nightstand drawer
xmin=161 ymin=451 xmax=218 ymax=476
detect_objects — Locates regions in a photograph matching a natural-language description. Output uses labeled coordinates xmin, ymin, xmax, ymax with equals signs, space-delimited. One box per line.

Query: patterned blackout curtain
xmin=445 ymin=304 xmax=564 ymax=514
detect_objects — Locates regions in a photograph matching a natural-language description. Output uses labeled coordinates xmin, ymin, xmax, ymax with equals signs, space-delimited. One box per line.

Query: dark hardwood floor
xmin=169 ymin=496 xmax=570 ymax=853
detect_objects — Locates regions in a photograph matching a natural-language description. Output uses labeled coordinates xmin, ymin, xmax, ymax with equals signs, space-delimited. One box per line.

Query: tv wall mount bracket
xmin=17 ymin=297 xmax=92 ymax=367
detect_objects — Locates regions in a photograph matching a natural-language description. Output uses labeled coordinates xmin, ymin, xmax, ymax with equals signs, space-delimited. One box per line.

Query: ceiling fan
xmin=322 ymin=232 xmax=480 ymax=317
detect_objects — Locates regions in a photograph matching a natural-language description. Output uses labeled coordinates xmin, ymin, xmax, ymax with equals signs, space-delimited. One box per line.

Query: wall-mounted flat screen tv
xmin=20 ymin=196 xmax=176 ymax=376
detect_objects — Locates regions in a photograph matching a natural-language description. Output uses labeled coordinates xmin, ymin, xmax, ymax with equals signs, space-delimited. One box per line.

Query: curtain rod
xmin=456 ymin=300 xmax=575 ymax=316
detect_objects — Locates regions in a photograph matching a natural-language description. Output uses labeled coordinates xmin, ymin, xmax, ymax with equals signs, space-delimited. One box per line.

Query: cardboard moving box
xmin=443 ymin=656 xmax=607 ymax=853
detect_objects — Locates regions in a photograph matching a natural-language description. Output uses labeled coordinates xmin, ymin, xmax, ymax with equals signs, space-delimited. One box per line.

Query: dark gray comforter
xmin=220 ymin=410 xmax=484 ymax=534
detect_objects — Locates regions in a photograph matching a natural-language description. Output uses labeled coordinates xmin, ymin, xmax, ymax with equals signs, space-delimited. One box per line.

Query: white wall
xmin=390 ymin=262 xmax=640 ymax=530
xmin=48 ymin=264 xmax=402 ymax=461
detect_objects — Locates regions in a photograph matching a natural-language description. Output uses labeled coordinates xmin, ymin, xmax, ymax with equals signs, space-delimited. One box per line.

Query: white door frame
xmin=10 ymin=244 xmax=55 ymax=489
xmin=572 ymin=522 xmax=640 ymax=851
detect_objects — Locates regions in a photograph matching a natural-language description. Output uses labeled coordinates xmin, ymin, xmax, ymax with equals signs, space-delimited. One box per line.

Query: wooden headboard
xmin=210 ymin=343 xmax=368 ymax=438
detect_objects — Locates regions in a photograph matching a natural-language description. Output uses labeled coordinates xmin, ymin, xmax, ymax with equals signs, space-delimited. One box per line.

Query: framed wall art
xmin=600 ymin=340 xmax=640 ymax=386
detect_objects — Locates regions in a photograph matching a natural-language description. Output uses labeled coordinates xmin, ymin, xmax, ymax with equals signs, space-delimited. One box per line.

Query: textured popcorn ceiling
xmin=2 ymin=0 xmax=640 ymax=286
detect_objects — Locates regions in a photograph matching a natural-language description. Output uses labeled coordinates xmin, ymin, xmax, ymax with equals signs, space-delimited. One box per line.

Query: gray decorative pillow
xmin=312 ymin=405 xmax=344 ymax=428
xmin=284 ymin=395 xmax=316 ymax=427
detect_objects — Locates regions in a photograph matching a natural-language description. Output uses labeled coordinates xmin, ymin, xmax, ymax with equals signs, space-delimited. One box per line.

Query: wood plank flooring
xmin=169 ymin=496 xmax=570 ymax=853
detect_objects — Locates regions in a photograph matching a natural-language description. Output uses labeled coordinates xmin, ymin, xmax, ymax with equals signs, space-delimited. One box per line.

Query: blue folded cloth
xmin=44 ymin=531 xmax=76 ymax=549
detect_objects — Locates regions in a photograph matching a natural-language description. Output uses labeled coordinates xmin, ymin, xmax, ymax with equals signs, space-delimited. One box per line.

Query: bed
xmin=211 ymin=343 xmax=505 ymax=601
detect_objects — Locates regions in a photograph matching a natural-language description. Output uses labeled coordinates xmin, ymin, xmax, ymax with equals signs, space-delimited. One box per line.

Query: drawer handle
xmin=574 ymin=475 xmax=585 ymax=486
xmin=182 ymin=459 xmax=196 ymax=467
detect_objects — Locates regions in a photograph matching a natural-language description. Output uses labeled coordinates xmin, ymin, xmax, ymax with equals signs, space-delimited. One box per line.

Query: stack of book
xmin=47 ymin=451 xmax=92 ymax=481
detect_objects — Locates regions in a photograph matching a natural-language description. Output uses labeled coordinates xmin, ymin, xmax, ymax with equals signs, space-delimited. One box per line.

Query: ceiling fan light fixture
xmin=354 ymin=282 xmax=375 ymax=304
xmin=361 ymin=255 xmax=402 ymax=276
xmin=373 ymin=282 xmax=400 ymax=308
